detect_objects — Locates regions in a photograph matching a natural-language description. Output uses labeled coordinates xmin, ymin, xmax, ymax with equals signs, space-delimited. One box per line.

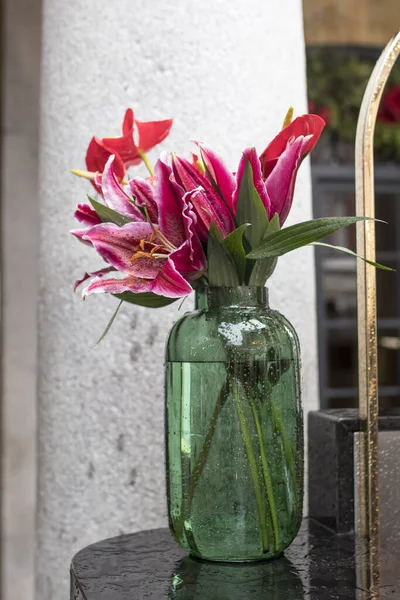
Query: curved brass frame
xmin=355 ymin=32 xmax=400 ymax=591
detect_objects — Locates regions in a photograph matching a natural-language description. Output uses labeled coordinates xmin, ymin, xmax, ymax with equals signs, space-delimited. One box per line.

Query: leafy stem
xmin=174 ymin=381 xmax=229 ymax=544
xmin=248 ymin=397 xmax=281 ymax=551
xmin=271 ymin=403 xmax=298 ymax=514
xmin=230 ymin=374 xmax=270 ymax=553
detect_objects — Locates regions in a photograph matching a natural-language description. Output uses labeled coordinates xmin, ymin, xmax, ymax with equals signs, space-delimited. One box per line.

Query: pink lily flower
xmin=178 ymin=115 xmax=325 ymax=234
xmin=70 ymin=156 xmax=143 ymax=247
xmin=74 ymin=203 xmax=102 ymax=227
xmin=195 ymin=142 xmax=236 ymax=209
xmin=72 ymin=156 xmax=206 ymax=299
xmin=100 ymin=155 xmax=143 ymax=220
xmin=73 ymin=266 xmax=116 ymax=293
xmin=171 ymin=153 xmax=235 ymax=240
xmin=128 ymin=177 xmax=158 ymax=223
xmin=70 ymin=203 xmax=102 ymax=245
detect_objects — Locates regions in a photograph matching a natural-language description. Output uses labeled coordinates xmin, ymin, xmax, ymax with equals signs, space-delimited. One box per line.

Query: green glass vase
xmin=165 ymin=287 xmax=303 ymax=562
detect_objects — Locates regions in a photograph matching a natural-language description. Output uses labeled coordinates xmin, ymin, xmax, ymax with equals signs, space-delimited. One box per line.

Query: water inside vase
xmin=165 ymin=358 xmax=303 ymax=561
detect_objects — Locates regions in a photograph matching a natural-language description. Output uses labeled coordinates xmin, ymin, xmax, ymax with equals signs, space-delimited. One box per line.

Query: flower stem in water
xmin=175 ymin=381 xmax=229 ymax=544
xmin=230 ymin=376 xmax=270 ymax=554
xmin=249 ymin=398 xmax=281 ymax=551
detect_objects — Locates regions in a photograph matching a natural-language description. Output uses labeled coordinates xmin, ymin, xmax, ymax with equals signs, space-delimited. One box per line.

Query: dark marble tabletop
xmin=70 ymin=519 xmax=400 ymax=599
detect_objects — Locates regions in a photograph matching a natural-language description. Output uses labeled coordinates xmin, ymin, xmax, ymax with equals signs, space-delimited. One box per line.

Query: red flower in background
xmin=85 ymin=108 xmax=173 ymax=192
xmin=378 ymin=84 xmax=400 ymax=124
xmin=308 ymin=101 xmax=331 ymax=128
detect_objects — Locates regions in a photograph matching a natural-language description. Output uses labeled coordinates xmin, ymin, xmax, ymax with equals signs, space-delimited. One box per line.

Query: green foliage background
xmin=307 ymin=48 xmax=400 ymax=162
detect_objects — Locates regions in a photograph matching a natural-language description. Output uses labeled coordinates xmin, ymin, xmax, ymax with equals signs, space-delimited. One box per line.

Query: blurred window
xmin=304 ymin=2 xmax=400 ymax=408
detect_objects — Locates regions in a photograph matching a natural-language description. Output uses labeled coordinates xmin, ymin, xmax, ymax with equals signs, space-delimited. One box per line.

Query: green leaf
xmin=249 ymin=213 xmax=281 ymax=285
xmin=222 ymin=224 xmax=251 ymax=284
xmin=207 ymin=221 xmax=240 ymax=286
xmin=92 ymin=299 xmax=123 ymax=348
xmin=263 ymin=212 xmax=281 ymax=237
xmin=88 ymin=196 xmax=132 ymax=226
xmin=113 ymin=291 xmax=179 ymax=308
xmin=313 ymin=242 xmax=395 ymax=271
xmin=235 ymin=156 xmax=269 ymax=250
xmin=247 ymin=216 xmax=378 ymax=259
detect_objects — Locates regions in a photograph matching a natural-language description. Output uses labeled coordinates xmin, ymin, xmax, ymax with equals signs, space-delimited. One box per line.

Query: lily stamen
xmin=152 ymin=226 xmax=176 ymax=253
xmin=150 ymin=245 xmax=166 ymax=256
xmin=131 ymin=250 xmax=156 ymax=261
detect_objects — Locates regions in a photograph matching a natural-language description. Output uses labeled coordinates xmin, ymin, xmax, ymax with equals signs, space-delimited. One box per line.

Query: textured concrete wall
xmin=37 ymin=0 xmax=318 ymax=597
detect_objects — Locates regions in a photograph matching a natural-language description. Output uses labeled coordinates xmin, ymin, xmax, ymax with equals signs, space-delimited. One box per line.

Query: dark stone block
xmin=308 ymin=408 xmax=400 ymax=534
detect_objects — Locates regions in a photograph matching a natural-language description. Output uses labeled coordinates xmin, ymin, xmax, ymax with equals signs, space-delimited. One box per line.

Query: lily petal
xmin=83 ymin=258 xmax=192 ymax=299
xmin=195 ymin=141 xmax=235 ymax=211
xmin=260 ymin=114 xmax=325 ymax=178
xmin=74 ymin=203 xmax=102 ymax=227
xmin=150 ymin=258 xmax=193 ymax=297
xmin=154 ymin=156 xmax=187 ymax=247
xmin=82 ymin=221 xmax=156 ymax=273
xmin=85 ymin=136 xmax=125 ymax=193
xmin=136 ymin=119 xmax=173 ymax=153
xmin=128 ymin=177 xmax=158 ymax=223
xmin=102 ymin=156 xmax=143 ymax=220
xmin=103 ymin=109 xmax=173 ymax=168
xmin=102 ymin=109 xmax=138 ymax=166
xmin=181 ymin=189 xmax=207 ymax=272
xmin=170 ymin=240 xmax=205 ymax=280
xmin=73 ymin=266 xmax=116 ymax=292
xmin=265 ymin=135 xmax=312 ymax=225
xmin=172 ymin=155 xmax=235 ymax=240
xmin=70 ymin=227 xmax=94 ymax=246
xmin=232 ymin=147 xmax=271 ymax=217
xmin=83 ymin=273 xmax=153 ymax=297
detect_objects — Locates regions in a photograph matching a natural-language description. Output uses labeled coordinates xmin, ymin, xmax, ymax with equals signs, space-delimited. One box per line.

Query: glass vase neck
xmin=195 ymin=287 xmax=269 ymax=309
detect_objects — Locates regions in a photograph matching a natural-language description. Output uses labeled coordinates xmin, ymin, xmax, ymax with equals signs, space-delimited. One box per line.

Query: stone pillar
xmin=37 ymin=1 xmax=317 ymax=597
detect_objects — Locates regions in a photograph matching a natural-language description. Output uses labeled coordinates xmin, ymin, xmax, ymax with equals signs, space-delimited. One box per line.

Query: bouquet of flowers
xmin=69 ymin=106 xmax=391 ymax=561
xmin=71 ymin=107 xmax=388 ymax=336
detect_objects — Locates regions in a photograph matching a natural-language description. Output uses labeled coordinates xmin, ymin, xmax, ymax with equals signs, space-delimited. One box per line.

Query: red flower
xmin=308 ymin=101 xmax=331 ymax=128
xmin=102 ymin=108 xmax=173 ymax=167
xmin=378 ymin=84 xmax=400 ymax=124
xmin=84 ymin=109 xmax=173 ymax=192
xmin=85 ymin=137 xmax=126 ymax=193
xmin=259 ymin=114 xmax=325 ymax=179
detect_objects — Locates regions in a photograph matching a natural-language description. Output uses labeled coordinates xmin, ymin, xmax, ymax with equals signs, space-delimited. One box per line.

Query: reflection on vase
xmin=169 ymin=555 xmax=304 ymax=600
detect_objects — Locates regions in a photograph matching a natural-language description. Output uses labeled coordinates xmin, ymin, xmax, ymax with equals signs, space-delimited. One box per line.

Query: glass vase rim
xmin=196 ymin=285 xmax=269 ymax=292
xmin=195 ymin=286 xmax=269 ymax=309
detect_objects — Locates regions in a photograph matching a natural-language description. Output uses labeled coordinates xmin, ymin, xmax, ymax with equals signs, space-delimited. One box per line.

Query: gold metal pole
xmin=355 ymin=32 xmax=400 ymax=593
